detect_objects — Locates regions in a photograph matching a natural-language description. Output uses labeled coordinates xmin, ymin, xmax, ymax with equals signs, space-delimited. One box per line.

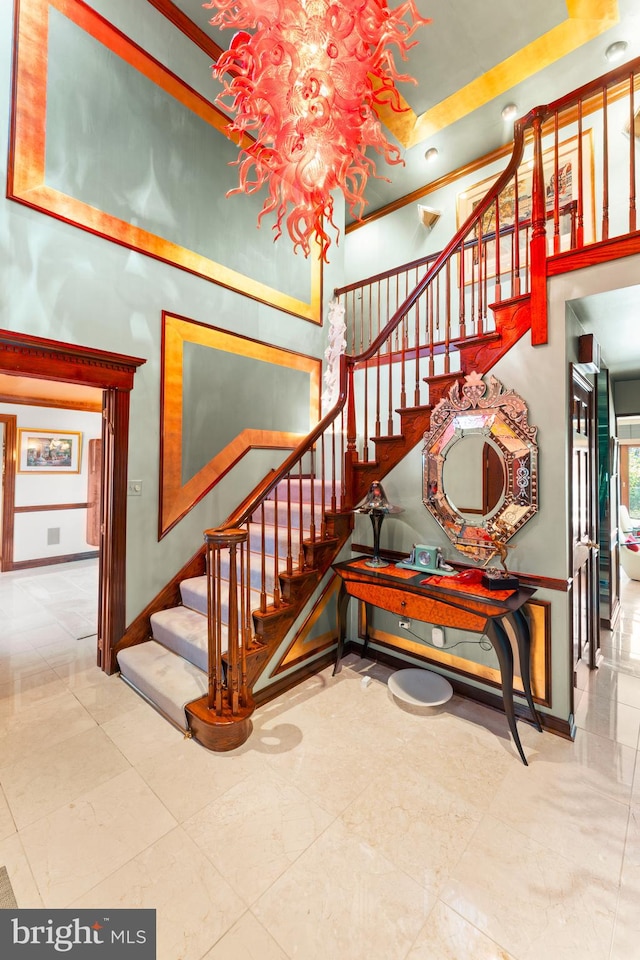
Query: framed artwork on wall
xmin=17 ymin=429 xmax=82 ymax=474
xmin=456 ymin=131 xmax=594 ymax=280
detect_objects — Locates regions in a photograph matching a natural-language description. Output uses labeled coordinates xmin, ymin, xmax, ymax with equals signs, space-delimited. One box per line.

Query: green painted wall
xmin=0 ymin=0 xmax=344 ymax=621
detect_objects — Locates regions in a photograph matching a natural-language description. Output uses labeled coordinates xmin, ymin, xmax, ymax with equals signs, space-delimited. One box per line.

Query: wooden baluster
xmin=227 ymin=538 xmax=239 ymax=714
xmin=428 ymin=281 xmax=435 ymax=378
xmin=386 ymin=276 xmax=398 ymax=435
xmin=530 ymin=111 xmax=548 ymax=344
xmin=400 ymin=311 xmax=407 ymax=409
xmin=205 ymin=537 xmax=216 ymax=711
xmin=361 ymin=285 xmax=368 ymax=461
xmin=444 ymin=259 xmax=451 ymax=374
xmin=414 ymin=286 xmax=421 ymax=406
xmin=331 ymin=421 xmax=337 ymax=512
xmin=470 ymin=235 xmax=476 ymax=335
xmin=630 ymin=74 xmax=637 ymax=233
xmin=340 ymin=406 xmax=346 ymax=510
xmin=309 ymin=446 xmax=316 ymax=542
xmin=260 ymin=502 xmax=267 ymax=611
xmin=344 ymin=361 xmax=356 ymax=509
xmin=477 ymin=213 xmax=484 ymax=336
xmin=240 ymin=538 xmax=249 ymax=706
xmin=494 ymin=196 xmax=501 ymax=304
xmin=215 ymin=546 xmax=223 ymax=713
xmin=286 ymin=474 xmax=293 ymax=575
xmin=458 ymin=242 xmax=466 ymax=341
xmin=374 ymin=282 xmax=383 ymax=437
xmin=552 ymin=113 xmax=561 ymax=254
xmin=272 ymin=485 xmax=281 ymax=607
xmin=320 ymin=432 xmax=327 ymax=539
xmin=204 ymin=529 xmax=238 ymax=715
xmin=602 ymin=85 xmax=610 ymax=242
xmin=513 ymin=172 xmax=521 ymax=295
xmin=387 ymin=330 xmax=394 ymax=436
xmin=347 ymin=290 xmax=358 ymax=353
xmin=297 ymin=465 xmax=305 ymax=569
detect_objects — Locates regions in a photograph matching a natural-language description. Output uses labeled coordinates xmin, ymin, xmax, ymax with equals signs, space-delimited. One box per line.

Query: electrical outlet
xmin=399 ymin=619 xmax=411 ymax=630
xmin=432 ymin=626 xmax=445 ymax=647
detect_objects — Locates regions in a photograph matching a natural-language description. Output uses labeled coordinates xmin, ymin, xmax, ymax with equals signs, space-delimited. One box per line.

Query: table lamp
xmin=355 ymin=481 xmax=403 ymax=567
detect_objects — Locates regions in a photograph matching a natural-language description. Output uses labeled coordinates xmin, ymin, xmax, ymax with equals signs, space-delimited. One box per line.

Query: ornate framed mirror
xmin=422 ymin=372 xmax=538 ymax=561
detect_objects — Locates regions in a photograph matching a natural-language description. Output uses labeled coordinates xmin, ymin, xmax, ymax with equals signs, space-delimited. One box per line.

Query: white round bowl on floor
xmin=387 ymin=668 xmax=453 ymax=709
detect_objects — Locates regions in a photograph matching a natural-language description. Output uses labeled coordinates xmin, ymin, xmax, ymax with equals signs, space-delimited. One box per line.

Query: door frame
xmin=0 ymin=329 xmax=145 ymax=673
xmin=568 ymin=364 xmax=599 ymax=713
xmin=0 ymin=413 xmax=17 ymax=571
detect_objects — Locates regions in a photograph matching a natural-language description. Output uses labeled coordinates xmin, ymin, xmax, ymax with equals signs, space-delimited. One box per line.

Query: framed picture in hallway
xmin=456 ymin=130 xmax=594 ymax=281
xmin=17 ymin=429 xmax=82 ymax=474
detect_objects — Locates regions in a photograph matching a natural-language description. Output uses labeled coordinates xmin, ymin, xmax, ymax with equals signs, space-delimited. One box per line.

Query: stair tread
xmin=151 ymin=605 xmax=215 ymax=672
xmin=180 ymin=576 xmax=263 ymax=617
xmin=117 ymin=641 xmax=207 ymax=730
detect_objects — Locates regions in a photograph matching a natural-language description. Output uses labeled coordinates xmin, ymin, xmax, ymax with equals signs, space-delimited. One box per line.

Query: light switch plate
xmin=127 ymin=480 xmax=143 ymax=496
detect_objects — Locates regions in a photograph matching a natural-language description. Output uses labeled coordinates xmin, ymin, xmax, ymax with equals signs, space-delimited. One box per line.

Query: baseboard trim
xmin=9 ymin=550 xmax=99 ymax=571
xmin=253 ymin=650 xmax=337 ymax=706
xmin=343 ymin=641 xmax=574 ymax=739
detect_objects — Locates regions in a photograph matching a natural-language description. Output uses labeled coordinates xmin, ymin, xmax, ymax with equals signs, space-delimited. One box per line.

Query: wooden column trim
xmin=0 ymin=414 xmax=17 ymax=572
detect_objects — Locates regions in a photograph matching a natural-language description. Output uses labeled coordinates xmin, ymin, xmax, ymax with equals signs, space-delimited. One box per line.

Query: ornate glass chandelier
xmin=204 ymin=0 xmax=430 ymax=260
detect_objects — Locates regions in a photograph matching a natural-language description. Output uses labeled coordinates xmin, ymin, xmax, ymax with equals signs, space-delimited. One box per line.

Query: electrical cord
xmin=403 ymin=625 xmax=493 ymax=652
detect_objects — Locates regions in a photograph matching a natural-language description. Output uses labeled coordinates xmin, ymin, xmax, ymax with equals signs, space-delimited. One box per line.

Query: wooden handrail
xmin=220 ymin=353 xmax=350 ymax=529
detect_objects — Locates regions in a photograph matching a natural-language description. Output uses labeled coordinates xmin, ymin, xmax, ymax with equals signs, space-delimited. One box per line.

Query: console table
xmin=332 ymin=557 xmax=542 ymax=765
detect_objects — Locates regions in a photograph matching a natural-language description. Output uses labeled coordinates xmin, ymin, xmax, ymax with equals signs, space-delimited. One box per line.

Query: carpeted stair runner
xmin=117 ymin=478 xmax=324 ymax=730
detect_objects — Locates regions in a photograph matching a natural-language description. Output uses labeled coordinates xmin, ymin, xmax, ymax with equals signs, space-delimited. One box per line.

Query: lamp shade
xmin=356 ymin=481 xmax=403 ymax=515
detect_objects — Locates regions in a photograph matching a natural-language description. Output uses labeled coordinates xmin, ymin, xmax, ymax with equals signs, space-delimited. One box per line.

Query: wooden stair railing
xmin=116 ymin=56 xmax=640 ymax=749
xmin=339 ymin=56 xmax=640 ymax=368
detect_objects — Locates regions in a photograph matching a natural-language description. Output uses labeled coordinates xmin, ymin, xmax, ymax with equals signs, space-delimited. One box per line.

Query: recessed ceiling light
xmin=605 ymin=40 xmax=628 ymax=62
xmin=424 ymin=147 xmax=439 ymax=162
xmin=501 ymin=103 xmax=518 ymax=122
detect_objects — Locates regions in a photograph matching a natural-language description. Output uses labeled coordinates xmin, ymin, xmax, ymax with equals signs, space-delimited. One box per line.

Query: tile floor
xmin=1 ymin=559 xmax=640 ymax=959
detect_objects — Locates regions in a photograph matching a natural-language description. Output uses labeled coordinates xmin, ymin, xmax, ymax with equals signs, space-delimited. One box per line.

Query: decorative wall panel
xmin=9 ymin=0 xmax=322 ymax=322
xmin=160 ymin=313 xmax=322 ymax=537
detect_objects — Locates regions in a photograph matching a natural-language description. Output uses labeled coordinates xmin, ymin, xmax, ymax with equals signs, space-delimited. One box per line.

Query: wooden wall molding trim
xmin=145 ymin=0 xmax=223 ymax=61
xmin=159 ymin=312 xmax=322 ymax=538
xmin=0 ymin=393 xmax=102 ymax=412
xmin=0 ymin=330 xmax=145 ymax=672
xmin=15 ymin=502 xmax=89 ymax=513
xmin=271 ymin=575 xmax=340 ymax=676
xmin=0 ymin=414 xmax=17 ymax=573
xmin=11 ymin=550 xmax=99 ymax=570
xmin=0 ymin=330 xmax=145 ymax=389
xmin=346 ymin=641 xmax=570 ymax=738
xmin=9 ymin=0 xmax=322 ymax=323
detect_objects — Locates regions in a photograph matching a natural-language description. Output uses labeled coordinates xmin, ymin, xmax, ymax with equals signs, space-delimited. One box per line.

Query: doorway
xmin=569 ymin=365 xmax=599 ymax=709
xmin=0 ymin=330 xmax=145 ymax=673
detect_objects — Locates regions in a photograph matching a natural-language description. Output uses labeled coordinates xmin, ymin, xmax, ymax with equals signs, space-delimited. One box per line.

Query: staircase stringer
xmin=347 ymin=295 xmax=533 ymax=505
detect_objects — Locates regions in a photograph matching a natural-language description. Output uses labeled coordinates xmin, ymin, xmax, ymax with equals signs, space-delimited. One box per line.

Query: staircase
xmin=114 ymin=56 xmax=640 ymax=749
xmin=117 ymin=476 xmax=352 ymax=748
